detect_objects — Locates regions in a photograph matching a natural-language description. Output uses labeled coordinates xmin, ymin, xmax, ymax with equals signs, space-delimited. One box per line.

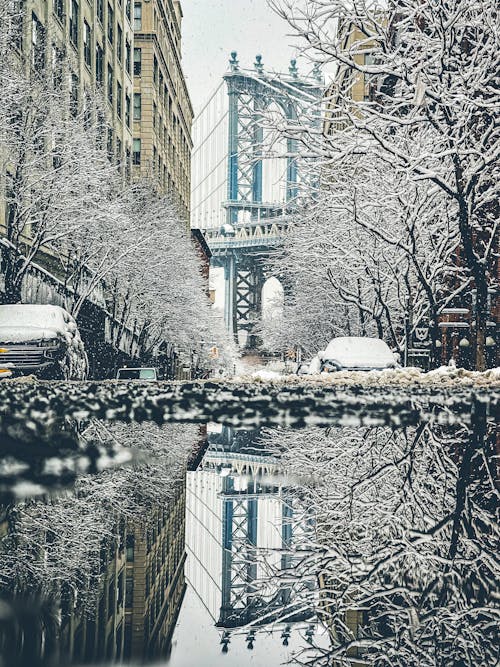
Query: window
xmin=159 ymin=71 xmax=163 ymax=97
xmin=54 ymin=0 xmax=64 ymax=23
xmin=133 ymin=47 xmax=141 ymax=75
xmin=69 ymin=0 xmax=78 ymax=47
xmin=107 ymin=579 xmax=114 ymax=620
xmin=83 ymin=90 xmax=92 ymax=129
xmin=107 ymin=3 xmax=113 ymax=43
xmin=107 ymin=63 xmax=113 ymax=105
xmin=117 ymin=82 xmax=122 ymax=118
xmin=125 ymin=146 xmax=131 ymax=178
xmin=97 ymin=0 xmax=103 ymax=23
xmin=126 ymin=534 xmax=135 ymax=562
xmin=126 ymin=0 xmax=131 ymax=23
xmin=125 ymin=575 xmax=133 ymax=607
xmin=5 ymin=173 xmax=14 ymax=228
xmin=52 ymin=44 xmax=64 ymax=89
xmin=116 ymin=136 xmax=122 ymax=162
xmin=96 ymin=42 xmax=104 ymax=83
xmin=153 ymin=55 xmax=158 ymax=84
xmin=133 ymin=92 xmax=141 ymax=120
xmin=107 ymin=128 xmax=114 ymax=158
xmin=125 ymin=39 xmax=131 ymax=75
xmin=117 ymin=23 xmax=122 ymax=62
xmin=125 ymin=93 xmax=131 ymax=127
xmin=132 ymin=138 xmax=141 ymax=165
xmin=31 ymin=13 xmax=45 ymax=71
xmin=117 ymin=571 xmax=124 ymax=608
xmin=70 ymin=72 xmax=78 ymax=116
xmin=83 ymin=20 xmax=91 ymax=67
xmin=133 ymin=2 xmax=141 ymax=30
xmin=152 ymin=101 xmax=156 ymax=129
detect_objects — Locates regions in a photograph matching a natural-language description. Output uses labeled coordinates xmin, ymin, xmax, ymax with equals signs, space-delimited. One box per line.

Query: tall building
xmin=1 ymin=0 xmax=134 ymax=187
xmin=323 ymin=22 xmax=379 ymax=136
xmin=132 ymin=0 xmax=193 ymax=220
xmin=1 ymin=0 xmax=193 ymax=233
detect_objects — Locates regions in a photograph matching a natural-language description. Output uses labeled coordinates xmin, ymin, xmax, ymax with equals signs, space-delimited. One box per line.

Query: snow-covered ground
xmin=241 ymin=365 xmax=500 ymax=388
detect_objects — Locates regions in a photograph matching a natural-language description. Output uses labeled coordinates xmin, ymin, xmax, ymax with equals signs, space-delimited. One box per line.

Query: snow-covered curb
xmin=242 ymin=366 xmax=500 ymax=388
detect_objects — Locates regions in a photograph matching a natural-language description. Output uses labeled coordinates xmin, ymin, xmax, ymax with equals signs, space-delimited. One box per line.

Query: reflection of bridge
xmin=191 ymin=53 xmax=323 ymax=345
xmin=186 ymin=426 xmax=314 ymax=633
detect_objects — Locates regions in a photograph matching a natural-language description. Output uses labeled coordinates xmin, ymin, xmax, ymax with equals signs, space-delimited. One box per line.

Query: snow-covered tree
xmin=259 ymin=155 xmax=461 ymax=367
xmin=0 ymin=40 xmax=118 ymax=304
xmin=269 ymin=0 xmax=499 ymax=369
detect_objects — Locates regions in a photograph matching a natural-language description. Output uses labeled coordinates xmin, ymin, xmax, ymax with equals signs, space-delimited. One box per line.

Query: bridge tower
xmin=191 ymin=54 xmax=323 ymax=346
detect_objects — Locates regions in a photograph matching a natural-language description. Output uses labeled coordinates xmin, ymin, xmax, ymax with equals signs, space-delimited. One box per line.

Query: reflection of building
xmin=57 ymin=480 xmax=187 ymax=664
xmin=186 ymin=426 xmax=313 ymax=632
xmin=60 ymin=518 xmax=128 ymax=663
xmin=318 ymin=572 xmax=366 ymax=667
xmin=124 ymin=487 xmax=187 ymax=661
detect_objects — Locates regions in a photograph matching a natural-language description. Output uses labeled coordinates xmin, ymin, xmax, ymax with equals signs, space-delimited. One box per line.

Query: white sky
xmin=180 ymin=0 xmax=304 ymax=114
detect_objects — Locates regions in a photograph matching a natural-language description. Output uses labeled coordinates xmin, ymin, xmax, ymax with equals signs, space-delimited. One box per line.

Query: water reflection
xmin=0 ymin=422 xmax=197 ymax=667
xmin=0 ymin=406 xmax=498 ymax=667
xmin=186 ymin=425 xmax=316 ymax=637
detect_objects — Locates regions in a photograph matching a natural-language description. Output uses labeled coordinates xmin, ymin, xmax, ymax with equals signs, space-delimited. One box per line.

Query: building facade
xmin=132 ymin=0 xmax=193 ymax=220
xmin=1 ymin=0 xmax=193 ymax=238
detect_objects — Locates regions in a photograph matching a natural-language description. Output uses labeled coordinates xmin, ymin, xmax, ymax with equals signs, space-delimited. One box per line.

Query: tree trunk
xmin=1 ymin=253 xmax=23 ymax=304
xmin=475 ymin=273 xmax=488 ymax=371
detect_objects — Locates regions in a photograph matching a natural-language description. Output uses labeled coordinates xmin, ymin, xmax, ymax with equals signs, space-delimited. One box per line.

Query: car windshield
xmin=117 ymin=368 xmax=156 ymax=379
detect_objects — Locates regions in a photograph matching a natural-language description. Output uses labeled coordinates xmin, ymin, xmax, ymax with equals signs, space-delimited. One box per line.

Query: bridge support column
xmin=235 ymin=263 xmax=265 ymax=348
xmin=223 ymin=254 xmax=237 ymax=337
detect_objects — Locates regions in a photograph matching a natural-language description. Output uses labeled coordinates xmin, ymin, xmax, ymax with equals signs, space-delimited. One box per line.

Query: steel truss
xmin=210 ymin=55 xmax=323 ymax=344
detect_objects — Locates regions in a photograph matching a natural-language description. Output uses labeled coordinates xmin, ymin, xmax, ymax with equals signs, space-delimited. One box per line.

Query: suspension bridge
xmin=191 ymin=53 xmax=323 ymax=346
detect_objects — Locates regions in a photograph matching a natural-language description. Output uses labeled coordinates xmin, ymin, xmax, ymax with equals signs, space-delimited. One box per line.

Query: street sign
xmin=412 ymin=323 xmax=430 ymax=349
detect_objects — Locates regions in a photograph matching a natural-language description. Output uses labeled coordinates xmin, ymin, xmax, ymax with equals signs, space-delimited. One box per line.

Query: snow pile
xmin=250 ymin=369 xmax=284 ymax=381
xmin=235 ymin=366 xmax=500 ymax=388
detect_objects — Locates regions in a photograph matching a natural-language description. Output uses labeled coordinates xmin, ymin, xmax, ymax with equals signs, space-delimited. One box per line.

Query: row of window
xmin=54 ymin=0 xmax=134 ymax=36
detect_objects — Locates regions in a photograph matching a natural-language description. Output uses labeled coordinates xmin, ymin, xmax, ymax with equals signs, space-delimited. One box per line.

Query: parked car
xmin=0 ymin=347 xmax=13 ymax=379
xmin=116 ymin=367 xmax=158 ymax=380
xmin=312 ymin=336 xmax=399 ymax=373
xmin=0 ymin=304 xmax=88 ymax=380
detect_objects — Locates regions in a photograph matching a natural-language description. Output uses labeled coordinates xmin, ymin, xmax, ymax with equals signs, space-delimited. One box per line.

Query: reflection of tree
xmin=0 ymin=423 xmax=198 ymax=665
xmin=260 ymin=410 xmax=499 ymax=665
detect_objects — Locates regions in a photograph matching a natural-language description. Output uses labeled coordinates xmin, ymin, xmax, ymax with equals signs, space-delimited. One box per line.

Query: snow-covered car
xmin=116 ymin=367 xmax=158 ymax=380
xmin=314 ymin=336 xmax=399 ymax=372
xmin=0 ymin=304 xmax=88 ymax=380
